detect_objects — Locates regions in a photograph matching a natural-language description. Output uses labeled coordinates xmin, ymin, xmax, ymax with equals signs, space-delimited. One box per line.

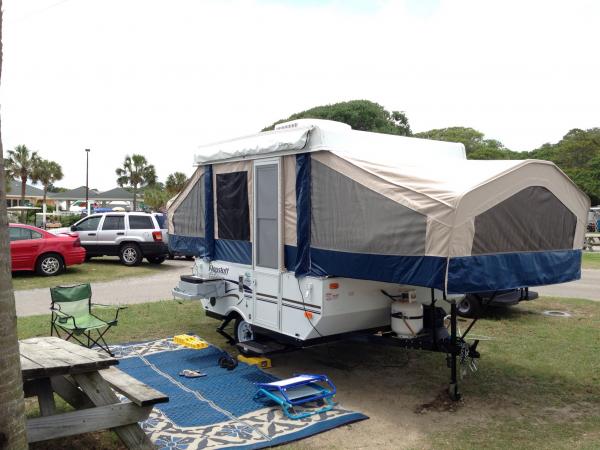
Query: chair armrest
xmin=51 ymin=310 xmax=77 ymax=328
xmin=91 ymin=304 xmax=127 ymax=322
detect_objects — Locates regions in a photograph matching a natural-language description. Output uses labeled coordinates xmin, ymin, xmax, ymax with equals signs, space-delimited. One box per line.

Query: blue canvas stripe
xmin=204 ymin=164 xmax=215 ymax=259
xmin=447 ymin=249 xmax=582 ymax=294
xmin=168 ymin=234 xmax=207 ymax=257
xmin=284 ymin=245 xmax=297 ymax=271
xmin=303 ymin=246 xmax=447 ymax=289
xmin=295 ymin=153 xmax=311 ymax=276
xmin=215 ymin=239 xmax=252 ymax=265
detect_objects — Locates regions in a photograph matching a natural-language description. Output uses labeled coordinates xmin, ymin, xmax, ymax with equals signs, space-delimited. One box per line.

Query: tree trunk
xmin=133 ymin=184 xmax=137 ymax=211
xmin=0 ymin=2 xmax=28 ymax=447
xmin=20 ymin=175 xmax=26 ymax=205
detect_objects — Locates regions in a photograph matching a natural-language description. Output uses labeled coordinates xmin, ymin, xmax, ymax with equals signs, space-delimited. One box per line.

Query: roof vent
xmin=274 ymin=119 xmax=352 ymax=132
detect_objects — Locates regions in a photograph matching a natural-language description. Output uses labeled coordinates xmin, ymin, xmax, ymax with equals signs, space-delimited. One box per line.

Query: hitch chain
xmin=459 ymin=340 xmax=477 ymax=378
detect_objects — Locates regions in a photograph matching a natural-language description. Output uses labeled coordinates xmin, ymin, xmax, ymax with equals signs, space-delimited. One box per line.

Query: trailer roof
xmin=194 ymin=119 xmax=466 ymax=166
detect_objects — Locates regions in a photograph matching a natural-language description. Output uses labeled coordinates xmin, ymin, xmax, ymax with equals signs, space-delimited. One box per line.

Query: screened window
xmin=172 ymin=174 xmax=205 ymax=237
xmin=128 ymin=215 xmax=155 ymax=230
xmin=102 ymin=216 xmax=125 ymax=230
xmin=472 ymin=186 xmax=576 ymax=254
xmin=74 ymin=216 xmax=101 ymax=231
xmin=216 ymin=171 xmax=250 ymax=241
xmin=311 ymin=160 xmax=426 ymax=255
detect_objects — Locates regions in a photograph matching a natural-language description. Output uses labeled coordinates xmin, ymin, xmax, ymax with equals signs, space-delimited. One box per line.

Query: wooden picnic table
xmin=20 ymin=336 xmax=168 ymax=449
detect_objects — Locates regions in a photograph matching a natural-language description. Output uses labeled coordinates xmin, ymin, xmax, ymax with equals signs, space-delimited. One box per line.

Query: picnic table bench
xmin=584 ymin=233 xmax=600 ymax=251
xmin=20 ymin=336 xmax=167 ymax=449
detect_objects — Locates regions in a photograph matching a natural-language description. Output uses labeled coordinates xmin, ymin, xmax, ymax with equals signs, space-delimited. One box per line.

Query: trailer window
xmin=472 ymin=186 xmax=576 ymax=254
xmin=172 ymin=173 xmax=205 ymax=237
xmin=216 ymin=171 xmax=250 ymax=241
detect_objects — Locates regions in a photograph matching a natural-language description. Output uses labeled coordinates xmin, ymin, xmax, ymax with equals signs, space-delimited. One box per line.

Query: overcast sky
xmin=2 ymin=0 xmax=599 ymax=190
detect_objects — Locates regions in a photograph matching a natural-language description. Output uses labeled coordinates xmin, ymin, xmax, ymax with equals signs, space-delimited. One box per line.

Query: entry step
xmin=236 ymin=340 xmax=286 ymax=355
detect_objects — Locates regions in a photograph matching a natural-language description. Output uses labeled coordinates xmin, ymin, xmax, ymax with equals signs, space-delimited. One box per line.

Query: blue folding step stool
xmin=254 ymin=374 xmax=337 ymax=420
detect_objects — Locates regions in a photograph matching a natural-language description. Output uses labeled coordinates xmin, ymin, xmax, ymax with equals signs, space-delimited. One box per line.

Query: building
xmin=5 ymin=179 xmax=47 ymax=207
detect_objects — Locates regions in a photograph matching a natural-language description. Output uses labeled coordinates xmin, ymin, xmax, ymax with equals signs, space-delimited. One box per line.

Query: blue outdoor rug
xmin=110 ymin=338 xmax=368 ymax=450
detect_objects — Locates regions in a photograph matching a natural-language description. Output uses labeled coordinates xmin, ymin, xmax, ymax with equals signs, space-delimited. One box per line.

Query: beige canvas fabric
xmin=283 ymin=155 xmax=297 ymax=247
xmin=212 ymin=160 xmax=253 ymax=241
xmin=313 ymin=152 xmax=589 ymax=257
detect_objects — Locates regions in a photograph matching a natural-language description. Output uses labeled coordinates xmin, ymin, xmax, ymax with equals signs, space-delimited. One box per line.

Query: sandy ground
xmin=264 ymin=341 xmax=486 ymax=449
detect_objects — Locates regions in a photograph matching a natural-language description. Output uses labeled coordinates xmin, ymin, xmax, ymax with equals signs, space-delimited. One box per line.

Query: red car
xmin=9 ymin=224 xmax=86 ymax=276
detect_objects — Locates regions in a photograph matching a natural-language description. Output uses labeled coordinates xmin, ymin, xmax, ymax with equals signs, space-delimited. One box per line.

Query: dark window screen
xmin=472 ymin=186 xmax=576 ymax=254
xmin=102 ymin=216 xmax=125 ymax=230
xmin=128 ymin=215 xmax=154 ymax=230
xmin=216 ymin=171 xmax=250 ymax=241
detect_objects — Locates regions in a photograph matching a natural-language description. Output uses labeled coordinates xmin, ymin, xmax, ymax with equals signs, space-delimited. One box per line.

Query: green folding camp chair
xmin=50 ymin=283 xmax=125 ymax=356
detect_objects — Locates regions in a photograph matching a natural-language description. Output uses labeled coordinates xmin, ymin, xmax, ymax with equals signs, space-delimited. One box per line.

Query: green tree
xmin=0 ymin=0 xmax=29 ymax=445
xmin=414 ymin=127 xmax=521 ymax=160
xmin=32 ymin=159 xmax=63 ymax=213
xmin=528 ymin=128 xmax=600 ymax=204
xmin=166 ymin=172 xmax=187 ymax=196
xmin=5 ymin=145 xmax=39 ymax=205
xmin=263 ymin=100 xmax=411 ymax=136
xmin=144 ymin=187 xmax=170 ymax=212
xmin=115 ymin=154 xmax=157 ymax=211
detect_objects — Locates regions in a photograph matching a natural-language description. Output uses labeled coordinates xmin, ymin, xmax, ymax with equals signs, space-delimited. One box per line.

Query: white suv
xmin=69 ymin=212 xmax=168 ymax=266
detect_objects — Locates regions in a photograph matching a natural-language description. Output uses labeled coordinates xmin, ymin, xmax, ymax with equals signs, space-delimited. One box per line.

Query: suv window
xmin=128 ymin=215 xmax=154 ymax=230
xmin=74 ymin=216 xmax=102 ymax=231
xmin=102 ymin=216 xmax=125 ymax=230
xmin=9 ymin=227 xmax=42 ymax=241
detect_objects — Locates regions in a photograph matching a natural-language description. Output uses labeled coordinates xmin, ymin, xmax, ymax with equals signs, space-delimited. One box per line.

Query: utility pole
xmin=85 ymin=148 xmax=90 ymax=216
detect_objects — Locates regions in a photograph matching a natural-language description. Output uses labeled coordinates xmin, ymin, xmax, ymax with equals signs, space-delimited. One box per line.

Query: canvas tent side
xmin=168 ymin=123 xmax=589 ymax=294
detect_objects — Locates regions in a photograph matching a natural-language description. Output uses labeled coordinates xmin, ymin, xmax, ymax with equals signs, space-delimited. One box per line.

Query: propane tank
xmin=391 ymin=290 xmax=423 ymax=338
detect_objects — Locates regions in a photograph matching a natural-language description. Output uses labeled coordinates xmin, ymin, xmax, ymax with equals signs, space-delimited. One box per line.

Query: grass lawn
xmin=582 ymin=251 xmax=600 ymax=269
xmin=11 ymin=257 xmax=182 ymax=291
xmin=18 ymin=297 xmax=600 ymax=449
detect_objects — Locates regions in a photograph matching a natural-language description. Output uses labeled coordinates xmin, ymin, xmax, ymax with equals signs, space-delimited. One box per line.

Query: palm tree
xmin=32 ymin=159 xmax=63 ymax=223
xmin=0 ymin=0 xmax=29 ymax=445
xmin=6 ymin=144 xmax=38 ymax=206
xmin=115 ymin=154 xmax=157 ymax=211
xmin=165 ymin=171 xmax=188 ymax=196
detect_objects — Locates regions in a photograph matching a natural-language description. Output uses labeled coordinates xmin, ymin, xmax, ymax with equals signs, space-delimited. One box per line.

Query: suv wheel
xmin=36 ymin=253 xmax=64 ymax=276
xmin=147 ymin=256 xmax=166 ymax=264
xmin=457 ymin=295 xmax=482 ymax=318
xmin=119 ymin=243 xmax=143 ymax=266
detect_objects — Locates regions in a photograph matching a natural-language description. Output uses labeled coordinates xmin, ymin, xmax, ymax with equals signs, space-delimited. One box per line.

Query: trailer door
xmin=252 ymin=158 xmax=282 ymax=331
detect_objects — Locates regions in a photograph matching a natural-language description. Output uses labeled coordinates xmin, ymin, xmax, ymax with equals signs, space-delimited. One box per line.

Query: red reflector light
xmin=304 ymin=311 xmax=313 ymax=320
xmin=329 ymin=282 xmax=339 ymax=289
xmin=152 ymin=231 xmax=163 ymax=242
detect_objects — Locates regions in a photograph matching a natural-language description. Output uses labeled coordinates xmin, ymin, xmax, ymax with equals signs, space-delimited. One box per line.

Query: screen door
xmin=255 ymin=163 xmax=279 ymax=269
xmin=252 ymin=159 xmax=281 ymax=330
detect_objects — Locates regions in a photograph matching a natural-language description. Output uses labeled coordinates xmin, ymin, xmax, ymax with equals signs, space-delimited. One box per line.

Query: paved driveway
xmin=536 ymin=269 xmax=600 ymax=301
xmin=15 ymin=259 xmax=193 ymax=317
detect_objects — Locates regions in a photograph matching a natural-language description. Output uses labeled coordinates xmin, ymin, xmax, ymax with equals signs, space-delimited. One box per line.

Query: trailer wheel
xmin=457 ymin=295 xmax=481 ymax=318
xmin=234 ymin=318 xmax=254 ymax=345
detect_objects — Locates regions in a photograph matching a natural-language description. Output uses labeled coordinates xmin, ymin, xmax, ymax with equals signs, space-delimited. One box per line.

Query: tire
xmin=36 ymin=253 xmax=64 ymax=276
xmin=147 ymin=256 xmax=166 ymax=264
xmin=119 ymin=243 xmax=143 ymax=266
xmin=457 ymin=295 xmax=482 ymax=318
xmin=85 ymin=255 xmax=93 ymax=262
xmin=167 ymin=252 xmax=175 ymax=260
xmin=185 ymin=255 xmax=195 ymax=261
xmin=233 ymin=317 xmax=254 ymax=354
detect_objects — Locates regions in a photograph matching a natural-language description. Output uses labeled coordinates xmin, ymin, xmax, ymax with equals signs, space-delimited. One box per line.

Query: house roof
xmin=6 ymin=179 xmax=45 ymax=197
xmin=48 ymin=186 xmax=141 ymax=201
xmin=93 ymin=187 xmax=140 ymax=201
xmin=48 ymin=186 xmax=99 ymax=200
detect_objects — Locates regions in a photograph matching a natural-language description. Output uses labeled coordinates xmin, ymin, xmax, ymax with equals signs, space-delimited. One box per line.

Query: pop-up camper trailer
xmin=168 ymin=119 xmax=589 ymax=399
